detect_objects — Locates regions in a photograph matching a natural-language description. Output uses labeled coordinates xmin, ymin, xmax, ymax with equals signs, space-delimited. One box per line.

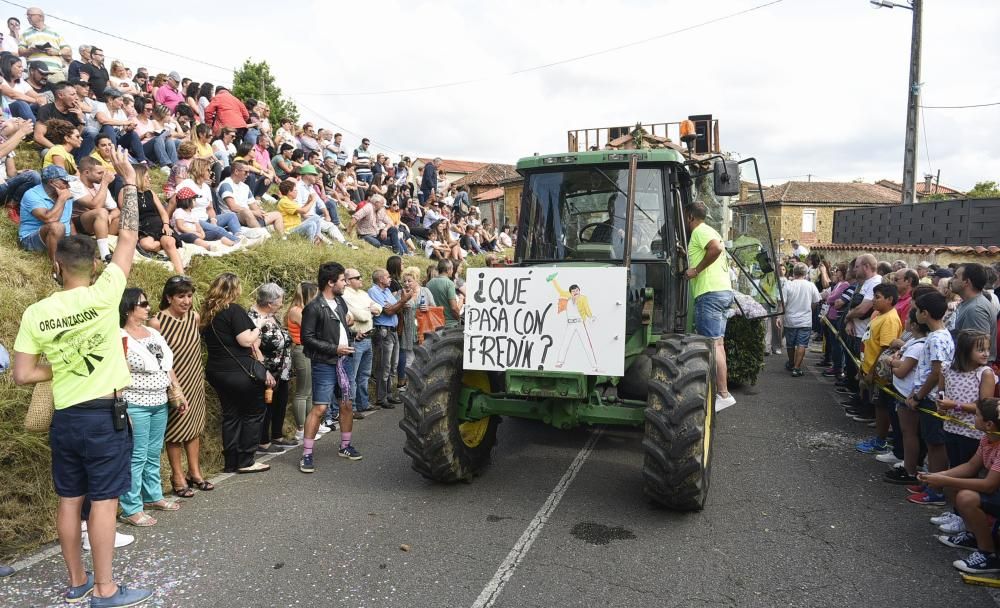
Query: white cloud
xmin=27 ymin=0 xmax=1000 ymax=190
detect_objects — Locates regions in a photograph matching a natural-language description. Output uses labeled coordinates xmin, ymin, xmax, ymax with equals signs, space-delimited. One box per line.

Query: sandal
xmin=172 ymin=485 xmax=195 ymax=498
xmin=143 ymin=500 xmax=181 ymax=511
xmin=119 ymin=512 xmax=157 ymax=527
xmin=186 ymin=477 xmax=215 ymax=491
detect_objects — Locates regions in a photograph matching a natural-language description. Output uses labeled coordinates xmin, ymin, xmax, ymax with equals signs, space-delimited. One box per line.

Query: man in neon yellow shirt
xmin=13 ymin=147 xmax=153 ymax=607
xmin=684 ymin=201 xmax=736 ymax=410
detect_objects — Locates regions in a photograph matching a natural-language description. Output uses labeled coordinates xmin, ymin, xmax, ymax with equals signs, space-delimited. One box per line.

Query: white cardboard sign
xmin=463 ymin=267 xmax=628 ymax=376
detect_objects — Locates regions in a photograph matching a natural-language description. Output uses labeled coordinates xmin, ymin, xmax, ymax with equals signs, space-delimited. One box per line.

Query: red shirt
xmin=895 ymin=292 xmax=912 ymax=324
xmin=977 ymin=436 xmax=1000 ymax=473
xmin=203 ymin=90 xmax=249 ymax=134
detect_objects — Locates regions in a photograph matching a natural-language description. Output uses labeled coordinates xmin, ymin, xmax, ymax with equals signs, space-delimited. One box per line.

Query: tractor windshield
xmin=516 ymin=167 xmax=665 ymax=262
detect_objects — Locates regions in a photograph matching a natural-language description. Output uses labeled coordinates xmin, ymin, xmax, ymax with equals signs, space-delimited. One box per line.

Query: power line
xmin=295 ymin=100 xmax=403 ymax=156
xmin=294 ymin=0 xmax=785 ymax=97
xmin=0 ymin=0 xmax=233 ymax=74
xmin=920 ymin=101 xmax=1000 ymax=109
xmin=920 ymin=108 xmax=932 ymax=175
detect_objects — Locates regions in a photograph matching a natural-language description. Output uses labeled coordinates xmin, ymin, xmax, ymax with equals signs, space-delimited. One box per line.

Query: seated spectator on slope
xmin=349 ymin=193 xmax=407 ymax=254
xmin=1 ymin=54 xmax=44 ymax=121
xmin=40 ymin=118 xmax=81 ymax=173
xmin=276 ymin=179 xmax=322 ymax=243
xmin=274 ymin=118 xmax=297 ymax=150
xmin=134 ymin=98 xmax=179 ymax=168
xmin=192 ymin=123 xmax=222 ymax=184
xmin=0 ymin=117 xmax=41 ymax=216
xmin=33 ymin=81 xmax=88 ymax=157
xmin=212 ymin=128 xmax=237 ymax=169
xmin=126 ymin=163 xmax=184 ymax=274
xmin=177 ymin=157 xmax=243 ymax=241
xmin=294 ymin=165 xmax=355 ymax=248
xmin=154 ymin=71 xmax=184 ymax=112
xmin=459 ymin=222 xmax=483 ymax=254
xmin=93 ymin=88 xmax=147 ymax=164
xmin=18 ymin=165 xmax=76 ymax=265
xmin=242 ymin=138 xmax=277 ymax=199
xmin=272 ymin=143 xmax=294 ymax=179
xmin=218 ymin=160 xmax=282 ymax=238
xmin=171 ymin=186 xmax=234 ymax=250
xmin=67 ymin=156 xmax=118 ymax=254
xmin=108 ymin=60 xmax=139 ymax=95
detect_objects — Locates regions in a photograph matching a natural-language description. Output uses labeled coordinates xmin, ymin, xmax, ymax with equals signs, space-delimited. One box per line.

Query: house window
xmin=801 ymin=209 xmax=816 ymax=233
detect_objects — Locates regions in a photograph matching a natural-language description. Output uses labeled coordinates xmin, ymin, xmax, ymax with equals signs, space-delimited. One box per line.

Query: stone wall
xmin=808 ymin=246 xmax=1000 ymax=267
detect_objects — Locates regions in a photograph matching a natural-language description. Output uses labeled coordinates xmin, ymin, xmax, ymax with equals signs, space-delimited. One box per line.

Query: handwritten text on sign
xmin=463 ymin=267 xmax=627 ymax=376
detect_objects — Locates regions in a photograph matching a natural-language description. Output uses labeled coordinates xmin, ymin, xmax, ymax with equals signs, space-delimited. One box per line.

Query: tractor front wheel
xmin=641 ymin=334 xmax=716 ymax=511
xmin=398 ymin=326 xmax=501 ymax=482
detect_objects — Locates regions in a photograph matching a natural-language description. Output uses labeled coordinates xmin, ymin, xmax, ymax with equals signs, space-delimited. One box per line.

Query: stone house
xmin=730 ymin=181 xmax=900 ymax=255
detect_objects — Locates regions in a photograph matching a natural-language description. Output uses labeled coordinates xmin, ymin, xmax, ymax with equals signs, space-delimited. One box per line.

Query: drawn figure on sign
xmin=547 ymin=273 xmax=599 ymax=371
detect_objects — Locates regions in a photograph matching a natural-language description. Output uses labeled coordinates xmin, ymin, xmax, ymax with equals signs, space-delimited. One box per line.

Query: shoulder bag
xmin=212 ymin=320 xmax=268 ymax=385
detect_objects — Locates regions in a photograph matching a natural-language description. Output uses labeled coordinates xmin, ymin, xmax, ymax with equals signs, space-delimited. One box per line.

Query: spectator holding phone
xmin=19 ymin=8 xmax=70 ymax=79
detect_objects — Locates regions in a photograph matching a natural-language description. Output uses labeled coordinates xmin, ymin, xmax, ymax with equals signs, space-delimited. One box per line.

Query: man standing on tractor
xmin=684 ymin=201 xmax=737 ymax=410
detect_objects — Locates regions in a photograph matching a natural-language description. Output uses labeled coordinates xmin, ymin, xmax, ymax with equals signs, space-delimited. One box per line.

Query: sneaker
xmin=715 ymin=393 xmax=737 ymax=412
xmin=908 ymin=491 xmax=947 ymax=506
xmin=273 ymin=437 xmax=299 ymax=447
xmin=82 ymin=531 xmax=134 ymax=551
xmin=816 ymin=361 xmax=831 ymax=367
xmin=931 ymin=511 xmax=961 ymax=526
xmin=261 ymin=194 xmax=278 ymax=204
xmin=940 ymin=516 xmax=967 ymax=534
xmin=316 ymin=424 xmax=332 ymax=435
xmin=294 ymin=429 xmax=304 ymax=441
xmin=882 ymin=467 xmax=918 ymax=484
xmin=822 ymin=368 xmax=840 ymax=377
xmin=256 ymin=444 xmax=284 ymax=454
xmin=954 ymin=551 xmax=1000 ymax=574
xmin=65 ymin=571 xmax=94 ymax=603
xmin=338 ymin=444 xmax=363 ymax=461
xmin=353 ymin=411 xmax=367 ymax=420
xmin=784 ymin=361 xmax=794 ymax=371
xmin=851 ymin=414 xmax=876 ymax=423
xmin=791 ymin=368 xmax=804 ymax=377
xmin=844 ymin=408 xmax=863 ymax=418
xmin=299 ymin=453 xmax=315 ymax=473
xmin=772 ymin=349 xmax=783 ymax=355
xmin=875 ymin=452 xmax=903 ymax=465
xmin=906 ymin=484 xmax=926 ymax=494
xmin=856 ymin=437 xmax=890 ymax=454
xmin=937 ymin=531 xmax=978 ymax=550
xmin=89 ymin=584 xmax=153 ymax=607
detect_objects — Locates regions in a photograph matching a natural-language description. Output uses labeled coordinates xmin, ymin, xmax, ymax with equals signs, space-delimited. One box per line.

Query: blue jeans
xmin=7 ymin=100 xmax=35 ymax=121
xmin=289 ymin=216 xmax=321 ymax=240
xmin=99 ymin=125 xmax=147 ymax=164
xmin=142 ymin=132 xmax=179 ymax=166
xmin=200 ymin=211 xmax=242 ymax=241
xmin=825 ymin=319 xmax=844 ymax=372
xmin=119 ymin=404 xmax=168 ymax=516
xmin=75 ymin=128 xmax=99 ymax=161
xmin=348 ymin=337 xmax=372 ymax=411
xmin=357 ymin=172 xmax=374 ymax=185
xmin=0 ymin=170 xmax=41 ymax=206
xmin=361 ymin=227 xmax=407 ymax=255
xmin=694 ymin=290 xmax=734 ymax=339
xmin=323 ymin=200 xmax=341 ymax=226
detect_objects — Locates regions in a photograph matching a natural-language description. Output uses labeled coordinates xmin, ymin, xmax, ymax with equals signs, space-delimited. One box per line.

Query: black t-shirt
xmin=201 ymin=303 xmax=256 ymax=372
xmin=36 ymin=103 xmax=82 ymax=128
xmin=82 ymin=64 xmax=110 ymax=100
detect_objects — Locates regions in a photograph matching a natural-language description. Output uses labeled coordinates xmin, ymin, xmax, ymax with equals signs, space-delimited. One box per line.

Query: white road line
xmin=471 ymin=428 xmax=603 ymax=608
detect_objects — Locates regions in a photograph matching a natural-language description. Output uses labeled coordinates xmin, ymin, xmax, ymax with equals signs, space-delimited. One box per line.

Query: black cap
xmin=931 ymin=268 xmax=954 ymax=279
xmin=28 ymin=60 xmax=51 ymax=74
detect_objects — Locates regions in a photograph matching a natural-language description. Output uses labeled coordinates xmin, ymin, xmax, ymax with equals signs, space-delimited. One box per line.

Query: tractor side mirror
xmin=712 ymin=159 xmax=740 ymax=197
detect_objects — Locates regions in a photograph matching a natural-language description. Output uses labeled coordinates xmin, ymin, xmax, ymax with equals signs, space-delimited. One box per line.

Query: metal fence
xmin=832 ymin=198 xmax=1000 ymax=245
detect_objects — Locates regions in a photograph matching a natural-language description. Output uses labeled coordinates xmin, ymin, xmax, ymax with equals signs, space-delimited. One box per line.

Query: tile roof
xmin=876 ymin=179 xmax=964 ymax=196
xmin=811 ymin=243 xmax=1000 ymax=256
xmin=453 ymin=163 xmax=519 ymax=188
xmin=473 ymin=187 xmax=504 ymax=201
xmin=733 ymin=181 xmax=901 ymax=206
xmin=415 ymin=158 xmax=491 ymax=174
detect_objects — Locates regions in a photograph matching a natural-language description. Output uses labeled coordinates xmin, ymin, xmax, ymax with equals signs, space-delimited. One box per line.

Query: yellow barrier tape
xmin=817 ymin=316 xmax=994 ymax=436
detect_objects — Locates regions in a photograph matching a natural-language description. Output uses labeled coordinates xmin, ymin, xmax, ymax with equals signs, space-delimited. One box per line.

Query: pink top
xmin=825 ymin=281 xmax=849 ymax=320
xmin=154 ymin=84 xmax=184 ymax=112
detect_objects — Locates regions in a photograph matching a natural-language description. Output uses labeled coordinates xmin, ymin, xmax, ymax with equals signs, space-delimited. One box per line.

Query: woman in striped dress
xmin=149 ymin=275 xmax=212 ymax=497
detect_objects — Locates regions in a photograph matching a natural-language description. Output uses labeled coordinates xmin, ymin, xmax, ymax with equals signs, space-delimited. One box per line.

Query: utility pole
xmin=901 ymin=0 xmax=922 ymax=205
xmin=871 ymin=0 xmax=922 ymax=205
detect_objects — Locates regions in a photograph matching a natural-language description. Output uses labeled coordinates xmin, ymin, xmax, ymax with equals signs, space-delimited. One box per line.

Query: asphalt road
xmin=2 ymin=350 xmax=998 ymax=608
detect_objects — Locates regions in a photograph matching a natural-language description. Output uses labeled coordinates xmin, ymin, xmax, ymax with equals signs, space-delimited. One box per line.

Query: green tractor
xmin=400 ymin=144 xmax=777 ymax=511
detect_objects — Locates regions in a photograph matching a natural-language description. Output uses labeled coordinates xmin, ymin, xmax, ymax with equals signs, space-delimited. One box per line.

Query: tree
xmin=966 ymin=180 xmax=1000 ymax=199
xmin=232 ymin=59 xmax=299 ymax=125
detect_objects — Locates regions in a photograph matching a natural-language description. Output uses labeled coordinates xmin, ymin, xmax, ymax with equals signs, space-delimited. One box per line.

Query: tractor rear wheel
xmin=641 ymin=334 xmax=716 ymax=511
xmin=399 ymin=326 xmax=501 ymax=482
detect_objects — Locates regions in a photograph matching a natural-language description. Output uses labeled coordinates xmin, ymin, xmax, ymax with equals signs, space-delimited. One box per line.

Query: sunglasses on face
xmin=136 ymin=301 xmax=150 ymax=308
xmin=346 ymin=275 xmax=361 ymax=281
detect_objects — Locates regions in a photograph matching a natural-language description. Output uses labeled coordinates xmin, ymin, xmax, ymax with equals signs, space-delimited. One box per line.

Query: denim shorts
xmin=19 ymin=230 xmax=46 ymax=252
xmin=694 ymin=290 xmax=734 ymax=339
xmin=49 ymin=400 xmax=132 ymax=500
xmin=784 ymin=326 xmax=812 ymax=349
xmin=981 ymin=490 xmax=1000 ymax=518
xmin=918 ymin=398 xmax=946 ymax=445
xmin=311 ymin=360 xmax=350 ymax=406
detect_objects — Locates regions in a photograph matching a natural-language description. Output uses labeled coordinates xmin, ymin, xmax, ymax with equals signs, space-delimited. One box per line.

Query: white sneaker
xmin=82 ymin=531 xmax=135 ymax=551
xmin=930 ymin=511 xmax=960 ymax=526
xmin=317 ymin=423 xmax=331 ymax=435
xmin=261 ymin=194 xmax=277 ymax=204
xmin=875 ymin=452 xmax=903 ymax=465
xmin=940 ymin=516 xmax=967 ymax=534
xmin=294 ymin=429 xmax=304 ymax=441
xmin=715 ymin=394 xmax=736 ymax=412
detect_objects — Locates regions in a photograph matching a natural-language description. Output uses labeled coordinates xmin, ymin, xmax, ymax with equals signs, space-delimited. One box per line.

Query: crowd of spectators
xmin=0 ymin=7 xmax=514 ymax=274
xmin=772 ymin=248 xmax=1000 ymax=575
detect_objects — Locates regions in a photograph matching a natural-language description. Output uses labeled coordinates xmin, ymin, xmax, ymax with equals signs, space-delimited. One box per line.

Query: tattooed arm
xmin=109 ymin=146 xmax=139 ymax=277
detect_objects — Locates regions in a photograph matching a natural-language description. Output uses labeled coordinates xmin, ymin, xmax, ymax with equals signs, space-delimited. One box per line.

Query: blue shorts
xmin=19 ymin=230 xmax=46 ymax=252
xmin=981 ymin=490 xmax=1000 ymax=518
xmin=918 ymin=398 xmax=946 ymax=445
xmin=311 ymin=360 xmax=350 ymax=406
xmin=784 ymin=327 xmax=812 ymax=349
xmin=694 ymin=290 xmax=734 ymax=339
xmin=49 ymin=400 xmax=132 ymax=500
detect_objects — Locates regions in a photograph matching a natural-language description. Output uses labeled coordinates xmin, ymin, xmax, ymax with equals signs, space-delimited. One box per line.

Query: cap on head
xmin=918 ymin=261 xmax=931 ymax=269
xmin=103 ymin=87 xmax=123 ymax=99
xmin=298 ymin=164 xmax=318 ymax=176
xmin=41 ymin=165 xmax=78 ymax=183
xmin=932 ymin=268 xmax=954 ymax=279
xmin=28 ymin=60 xmax=51 ymax=74
xmin=175 ymin=187 xmax=198 ymax=200
xmin=168 ymin=71 xmax=181 ymax=82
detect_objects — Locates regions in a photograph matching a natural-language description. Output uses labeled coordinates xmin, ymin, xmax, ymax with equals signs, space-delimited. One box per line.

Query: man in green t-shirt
xmin=427 ymin=258 xmax=464 ymax=325
xmin=12 ymin=147 xmax=153 ymax=607
xmin=684 ymin=201 xmax=736 ymax=411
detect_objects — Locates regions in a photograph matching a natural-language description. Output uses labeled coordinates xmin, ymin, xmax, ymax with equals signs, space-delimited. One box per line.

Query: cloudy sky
xmin=19 ymin=0 xmax=999 ymax=190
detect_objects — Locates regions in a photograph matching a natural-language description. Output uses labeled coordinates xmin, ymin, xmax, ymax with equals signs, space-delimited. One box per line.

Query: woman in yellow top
xmin=192 ymin=123 xmax=222 ymax=184
xmin=41 ymin=119 xmax=81 ymax=174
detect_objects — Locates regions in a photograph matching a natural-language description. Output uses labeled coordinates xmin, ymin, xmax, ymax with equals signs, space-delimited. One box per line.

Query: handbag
xmin=24 ymin=381 xmax=54 ymax=433
xmin=415 ymin=306 xmax=446 ymax=345
xmin=212 ymin=321 xmax=268 ymax=385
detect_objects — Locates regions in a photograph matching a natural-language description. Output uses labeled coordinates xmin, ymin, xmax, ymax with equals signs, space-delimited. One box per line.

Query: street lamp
xmin=871 ymin=0 xmax=922 ymax=205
